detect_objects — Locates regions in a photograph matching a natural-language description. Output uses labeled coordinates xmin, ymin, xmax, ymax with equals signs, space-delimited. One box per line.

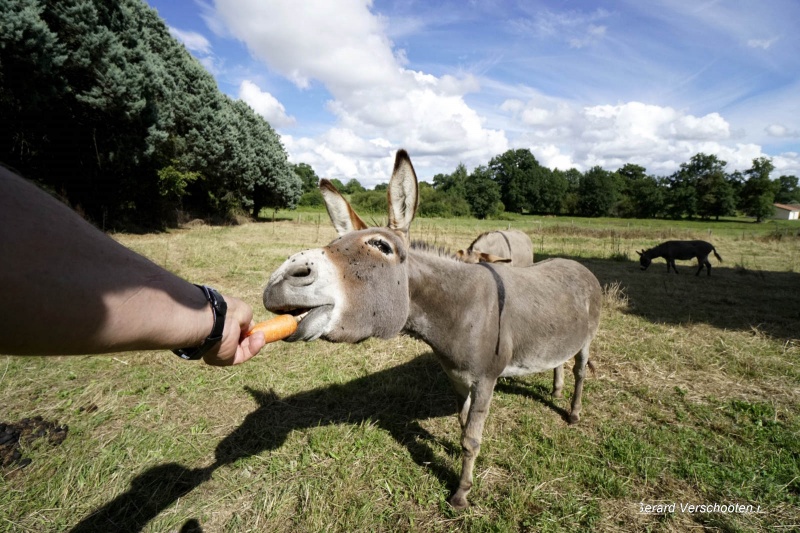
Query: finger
xmin=233 ymin=331 xmax=265 ymax=365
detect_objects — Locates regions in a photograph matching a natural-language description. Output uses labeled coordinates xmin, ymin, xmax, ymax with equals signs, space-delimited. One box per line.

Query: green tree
xmin=0 ymin=0 xmax=300 ymax=228
xmin=465 ymin=165 xmax=503 ymax=219
xmin=577 ymin=166 xmax=621 ymax=217
xmin=685 ymin=154 xmax=735 ymax=220
xmin=488 ymin=149 xmax=539 ymax=213
xmin=615 ymin=163 xmax=667 ymax=218
xmin=299 ymin=189 xmax=324 ymax=207
xmin=417 ymin=182 xmax=471 ymax=218
xmin=432 ymin=162 xmax=468 ymax=198
xmin=740 ymin=157 xmax=778 ymax=222
xmin=527 ymin=166 xmax=567 ymax=214
xmin=559 ymin=168 xmax=582 ymax=215
xmin=342 ymin=179 xmax=366 ymax=194
xmin=629 ymin=175 xmax=665 ymax=218
xmin=665 ymin=171 xmax=697 ymax=219
xmin=350 ymin=190 xmax=387 ymax=213
xmin=775 ymin=175 xmax=800 ymax=204
xmin=294 ymin=163 xmax=320 ymax=193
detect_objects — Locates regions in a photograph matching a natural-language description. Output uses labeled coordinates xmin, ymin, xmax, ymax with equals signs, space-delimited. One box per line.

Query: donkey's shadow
xmin=69 ymin=353 xmax=566 ymax=532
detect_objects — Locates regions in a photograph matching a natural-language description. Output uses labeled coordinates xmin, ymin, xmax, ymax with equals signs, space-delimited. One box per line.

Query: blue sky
xmin=146 ymin=0 xmax=800 ymax=187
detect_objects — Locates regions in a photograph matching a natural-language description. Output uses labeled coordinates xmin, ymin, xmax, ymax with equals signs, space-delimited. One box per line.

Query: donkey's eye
xmin=368 ymin=238 xmax=393 ymax=255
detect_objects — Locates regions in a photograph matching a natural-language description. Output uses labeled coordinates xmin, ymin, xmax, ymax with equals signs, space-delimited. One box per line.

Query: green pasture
xmin=1 ymin=214 xmax=798 ymax=532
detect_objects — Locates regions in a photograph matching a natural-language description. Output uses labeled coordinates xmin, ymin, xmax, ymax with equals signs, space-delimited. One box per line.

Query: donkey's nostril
xmin=292 ymin=266 xmax=311 ymax=277
xmin=285 ymin=263 xmax=317 ymax=285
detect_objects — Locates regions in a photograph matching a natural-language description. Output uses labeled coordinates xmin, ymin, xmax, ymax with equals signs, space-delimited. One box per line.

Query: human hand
xmin=202 ymin=294 xmax=266 ymax=366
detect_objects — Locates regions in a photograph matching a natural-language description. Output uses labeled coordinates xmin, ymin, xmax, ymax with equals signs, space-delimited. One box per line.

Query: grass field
xmin=2 ymin=212 xmax=799 ymax=532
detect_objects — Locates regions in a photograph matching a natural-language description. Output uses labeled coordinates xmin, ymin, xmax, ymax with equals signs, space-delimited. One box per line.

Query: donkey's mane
xmin=410 ymin=240 xmax=460 ymax=262
xmin=467 ymin=230 xmax=496 ymax=249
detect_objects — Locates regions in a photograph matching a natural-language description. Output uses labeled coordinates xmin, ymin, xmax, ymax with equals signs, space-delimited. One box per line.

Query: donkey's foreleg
xmin=448 ymin=378 xmax=496 ymax=510
xmin=552 ymin=365 xmax=564 ymax=398
xmin=568 ymin=344 xmax=590 ymax=425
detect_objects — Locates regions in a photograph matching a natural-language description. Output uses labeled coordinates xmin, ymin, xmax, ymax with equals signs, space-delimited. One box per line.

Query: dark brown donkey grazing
xmin=263 ymin=150 xmax=602 ymax=509
xmin=637 ymin=240 xmax=723 ymax=276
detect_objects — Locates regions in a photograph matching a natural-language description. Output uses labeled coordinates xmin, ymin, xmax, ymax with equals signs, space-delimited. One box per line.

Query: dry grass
xmin=1 ymin=213 xmax=799 ymax=532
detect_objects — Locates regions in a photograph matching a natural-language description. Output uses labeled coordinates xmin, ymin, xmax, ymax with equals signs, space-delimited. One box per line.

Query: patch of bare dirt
xmin=0 ymin=416 xmax=68 ymax=471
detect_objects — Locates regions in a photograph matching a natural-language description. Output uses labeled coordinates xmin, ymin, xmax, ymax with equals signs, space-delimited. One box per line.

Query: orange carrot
xmin=247 ymin=314 xmax=298 ymax=343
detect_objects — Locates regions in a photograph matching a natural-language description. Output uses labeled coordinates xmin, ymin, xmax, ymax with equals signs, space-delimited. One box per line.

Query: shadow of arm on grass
xmin=70 ymin=354 xmax=458 ymax=532
xmin=68 ymin=463 xmax=213 ymax=533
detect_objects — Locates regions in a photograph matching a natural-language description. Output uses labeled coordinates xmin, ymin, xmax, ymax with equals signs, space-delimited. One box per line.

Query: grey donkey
xmin=263 ymin=150 xmax=602 ymax=509
xmin=456 ymin=229 xmax=534 ymax=266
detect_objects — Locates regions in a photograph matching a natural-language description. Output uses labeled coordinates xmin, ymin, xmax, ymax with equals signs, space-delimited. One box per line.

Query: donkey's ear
xmin=320 ymin=179 xmax=368 ymax=236
xmin=479 ymin=253 xmax=512 ymax=264
xmin=387 ymin=149 xmax=419 ymax=238
xmin=636 ymin=250 xmax=642 ymax=256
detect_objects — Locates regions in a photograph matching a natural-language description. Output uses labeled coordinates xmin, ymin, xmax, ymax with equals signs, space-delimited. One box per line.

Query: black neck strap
xmin=497 ymin=231 xmax=512 ymax=258
xmin=477 ymin=262 xmax=505 ymax=355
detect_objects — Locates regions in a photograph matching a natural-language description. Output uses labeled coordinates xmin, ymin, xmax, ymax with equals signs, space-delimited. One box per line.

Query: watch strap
xmin=173 ymin=285 xmax=227 ymax=360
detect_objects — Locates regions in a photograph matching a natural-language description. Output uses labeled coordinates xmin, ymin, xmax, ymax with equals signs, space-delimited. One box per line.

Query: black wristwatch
xmin=173 ymin=285 xmax=227 ymax=360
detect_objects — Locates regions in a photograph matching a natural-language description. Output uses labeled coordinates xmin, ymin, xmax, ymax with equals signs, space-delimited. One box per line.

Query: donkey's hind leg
xmin=704 ymin=257 xmax=712 ymax=276
xmin=568 ymin=344 xmax=591 ymax=425
xmin=552 ymin=365 xmax=564 ymax=398
xmin=695 ymin=256 xmax=707 ymax=276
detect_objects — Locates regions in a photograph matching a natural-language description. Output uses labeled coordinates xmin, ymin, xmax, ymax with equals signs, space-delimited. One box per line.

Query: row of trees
xmin=299 ymin=149 xmax=798 ymax=222
xmin=1 ymin=0 xmax=301 ymax=229
xmin=434 ymin=150 xmax=798 ymax=222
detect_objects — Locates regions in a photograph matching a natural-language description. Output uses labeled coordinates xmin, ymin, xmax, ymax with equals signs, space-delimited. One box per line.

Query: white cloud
xmin=503 ymin=98 xmax=775 ymax=175
xmin=169 ymin=27 xmax=211 ymax=54
xmin=765 ymin=123 xmax=800 ymax=138
xmin=514 ymin=7 xmax=611 ymax=49
xmin=237 ymin=80 xmax=295 ymax=128
xmin=213 ymin=0 xmax=400 ymax=91
xmin=747 ymin=37 xmax=778 ymax=50
xmin=210 ymin=0 xmax=507 ymax=185
xmin=771 ymin=152 xmax=800 ymax=177
xmin=569 ymin=24 xmax=607 ymax=49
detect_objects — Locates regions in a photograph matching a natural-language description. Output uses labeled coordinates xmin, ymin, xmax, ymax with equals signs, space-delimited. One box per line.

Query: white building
xmin=773 ymin=203 xmax=800 ymax=220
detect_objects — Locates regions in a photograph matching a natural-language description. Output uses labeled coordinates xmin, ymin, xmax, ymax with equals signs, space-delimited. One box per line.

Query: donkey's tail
xmin=587 ymin=359 xmax=597 ymax=376
xmin=713 ymin=248 xmax=723 ymax=263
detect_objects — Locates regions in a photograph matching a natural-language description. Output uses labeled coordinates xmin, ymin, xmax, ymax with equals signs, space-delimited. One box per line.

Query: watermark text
xmin=639 ymin=502 xmax=762 ymax=515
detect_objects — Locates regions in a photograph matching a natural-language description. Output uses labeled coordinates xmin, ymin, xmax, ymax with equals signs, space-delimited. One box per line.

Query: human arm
xmin=0 ymin=165 xmax=265 ymax=364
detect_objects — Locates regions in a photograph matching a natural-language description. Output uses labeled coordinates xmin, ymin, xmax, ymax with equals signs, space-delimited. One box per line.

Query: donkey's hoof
xmin=448 ymin=494 xmax=470 ymax=510
xmin=567 ymin=412 xmax=581 ymax=425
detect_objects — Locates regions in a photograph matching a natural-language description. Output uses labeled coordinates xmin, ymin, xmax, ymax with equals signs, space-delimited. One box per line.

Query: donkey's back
xmin=461 ymin=229 xmax=533 ymax=266
xmin=499 ymin=258 xmax=602 ymax=377
xmin=658 ymin=240 xmax=716 ymax=260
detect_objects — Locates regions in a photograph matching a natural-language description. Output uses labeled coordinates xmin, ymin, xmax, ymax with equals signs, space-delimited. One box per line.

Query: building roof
xmin=774 ymin=203 xmax=800 ymax=212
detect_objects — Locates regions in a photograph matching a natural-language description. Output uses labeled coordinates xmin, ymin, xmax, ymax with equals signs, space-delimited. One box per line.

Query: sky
xmin=146 ymin=0 xmax=800 ymax=188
